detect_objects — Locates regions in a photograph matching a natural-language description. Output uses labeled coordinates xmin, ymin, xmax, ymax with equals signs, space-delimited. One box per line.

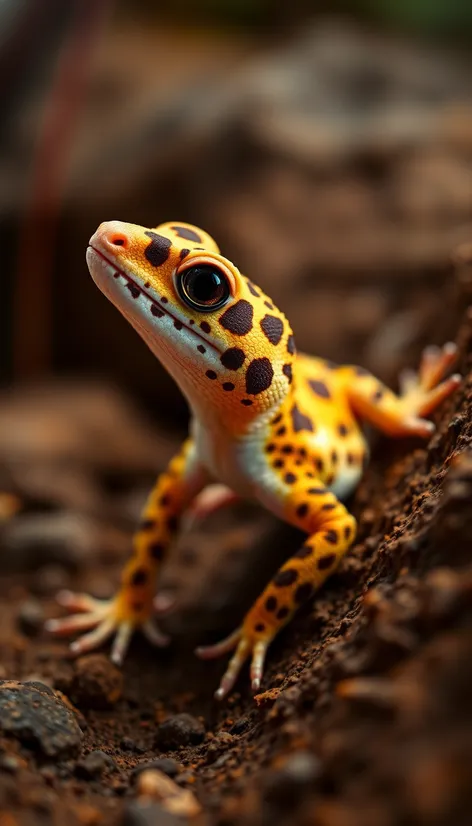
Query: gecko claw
xmin=197 ymin=628 xmax=270 ymax=699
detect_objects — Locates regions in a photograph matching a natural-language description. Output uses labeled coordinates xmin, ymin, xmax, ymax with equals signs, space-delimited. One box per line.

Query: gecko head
xmin=87 ymin=220 xmax=296 ymax=424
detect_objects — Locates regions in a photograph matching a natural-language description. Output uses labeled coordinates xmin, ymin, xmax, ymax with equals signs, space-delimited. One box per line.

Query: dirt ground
xmin=0 ymin=292 xmax=471 ymax=826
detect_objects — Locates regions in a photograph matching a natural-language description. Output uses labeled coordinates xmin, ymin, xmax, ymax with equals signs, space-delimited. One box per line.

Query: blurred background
xmin=0 ymin=0 xmax=471 ymax=610
xmin=2 ymin=0 xmax=472 ymax=416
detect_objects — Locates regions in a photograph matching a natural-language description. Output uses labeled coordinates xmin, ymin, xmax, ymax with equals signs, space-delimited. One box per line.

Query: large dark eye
xmin=177 ymin=265 xmax=230 ymax=312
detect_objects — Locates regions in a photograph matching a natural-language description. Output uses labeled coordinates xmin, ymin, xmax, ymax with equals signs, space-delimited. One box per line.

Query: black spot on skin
xmin=246 ymin=357 xmax=274 ymax=395
xmin=144 ymin=281 xmax=150 ymax=288
xmin=160 ymin=494 xmax=170 ymax=506
xmin=167 ymin=515 xmax=178 ymax=532
xmin=264 ymin=301 xmax=274 ymax=310
xmin=241 ymin=399 xmax=253 ymax=406
xmin=221 ymin=347 xmax=246 ymax=370
xmin=151 ymin=304 xmax=164 ymax=318
xmin=273 ymin=459 xmax=284 ymax=469
xmin=197 ymin=345 xmax=206 ymax=354
xmin=220 ymin=300 xmax=254 ymax=336
xmin=344 ymin=526 xmax=352 ymax=540
xmin=373 ymin=389 xmax=384 ymax=402
xmin=189 ymin=319 xmax=195 ymax=325
xmin=322 ymin=503 xmax=336 ymax=511
xmin=265 ymin=596 xmax=277 ymax=612
xmin=308 ymin=487 xmax=325 ymax=495
xmin=126 ymin=282 xmax=140 ymax=299
xmin=277 ymin=606 xmax=290 ymax=620
xmin=306 ymin=472 xmax=314 ymax=478
xmin=223 ymin=382 xmax=235 ymax=391
xmin=272 ymin=413 xmax=283 ymax=425
xmin=331 ymin=450 xmax=338 ymax=464
xmin=308 ymin=379 xmax=331 ymax=399
xmin=338 ymin=423 xmax=349 ymax=437
xmin=266 ymin=443 xmax=276 ymax=453
xmin=284 ymin=472 xmax=297 ymax=485
xmin=296 ymin=503 xmax=309 ymax=518
xmin=282 ymin=445 xmax=294 ymax=454
xmin=326 ymin=474 xmax=335 ymax=487
xmin=295 ymin=583 xmax=313 ymax=603
xmin=276 ymin=426 xmax=287 ymax=437
xmin=149 ymin=543 xmax=164 ymax=560
xmin=294 ymin=545 xmax=312 ymax=559
xmin=179 ymin=248 xmax=190 ymax=260
xmin=161 ymin=296 xmax=168 ymax=303
xmin=246 ymin=280 xmax=260 ymax=297
xmin=315 ymin=458 xmax=324 ymax=473
xmin=200 ymin=321 xmax=211 ymax=333
xmin=131 ymin=568 xmax=148 ymax=586
xmin=260 ymin=314 xmax=284 ymax=345
xmin=174 ymin=320 xmax=182 ymax=330
xmin=318 ymin=552 xmax=336 ymax=569
xmin=287 ymin=334 xmax=296 ymax=355
xmin=347 ymin=452 xmax=355 ymax=465
xmin=324 ymin=530 xmax=338 ymax=544
xmin=273 ymin=568 xmax=298 ymax=587
xmin=171 ymin=225 xmax=202 ymax=243
xmin=291 ymin=404 xmax=314 ymax=433
xmin=255 ymin=623 xmax=265 ymax=633
xmin=283 ymin=363 xmax=293 ymax=383
xmin=140 ymin=519 xmax=156 ymax=530
xmin=299 ymin=447 xmax=307 ymax=458
xmin=206 ymin=370 xmax=217 ymax=380
xmin=144 ymin=231 xmax=172 ymax=267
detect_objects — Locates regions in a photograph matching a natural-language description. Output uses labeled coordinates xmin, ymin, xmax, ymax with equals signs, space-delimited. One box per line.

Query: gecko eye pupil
xmin=178 ymin=265 xmax=230 ymax=312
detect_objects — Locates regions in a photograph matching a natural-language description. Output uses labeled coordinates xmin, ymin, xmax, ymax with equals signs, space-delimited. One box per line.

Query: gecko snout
xmin=91 ymin=221 xmax=130 ymax=252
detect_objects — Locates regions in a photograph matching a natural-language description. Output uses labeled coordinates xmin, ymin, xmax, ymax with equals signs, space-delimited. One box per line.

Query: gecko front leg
xmin=47 ymin=438 xmax=208 ymax=663
xmin=197 ymin=477 xmax=356 ymax=698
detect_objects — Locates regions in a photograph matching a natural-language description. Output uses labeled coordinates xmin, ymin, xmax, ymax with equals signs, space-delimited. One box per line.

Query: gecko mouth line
xmin=89 ymin=245 xmax=223 ymax=355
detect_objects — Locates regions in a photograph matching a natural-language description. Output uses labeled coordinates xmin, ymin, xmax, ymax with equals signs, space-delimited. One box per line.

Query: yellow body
xmin=48 ymin=220 xmax=461 ymax=699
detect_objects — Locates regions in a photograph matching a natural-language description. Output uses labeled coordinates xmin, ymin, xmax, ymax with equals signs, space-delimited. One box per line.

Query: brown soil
xmin=0 ymin=303 xmax=471 ymax=826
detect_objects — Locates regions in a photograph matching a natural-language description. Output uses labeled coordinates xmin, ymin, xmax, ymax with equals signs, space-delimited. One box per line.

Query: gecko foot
xmin=399 ymin=342 xmax=461 ymax=420
xmin=196 ymin=626 xmax=270 ymax=700
xmin=46 ymin=590 xmax=170 ymax=665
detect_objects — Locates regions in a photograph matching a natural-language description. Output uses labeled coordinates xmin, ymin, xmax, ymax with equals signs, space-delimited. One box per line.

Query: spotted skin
xmin=48 ymin=219 xmax=461 ymax=698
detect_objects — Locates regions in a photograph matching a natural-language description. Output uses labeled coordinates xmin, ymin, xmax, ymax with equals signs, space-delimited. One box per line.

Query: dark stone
xmin=17 ymin=599 xmax=44 ymax=636
xmin=0 ymin=680 xmax=83 ymax=759
xmin=75 ymin=750 xmax=115 ymax=779
xmin=154 ymin=713 xmax=205 ymax=751
xmin=262 ymin=751 xmax=321 ymax=808
xmin=131 ymin=757 xmax=180 ymax=781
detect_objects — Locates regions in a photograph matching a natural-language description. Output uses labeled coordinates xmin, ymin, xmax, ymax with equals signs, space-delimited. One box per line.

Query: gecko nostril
xmin=110 ymin=234 xmax=127 ymax=247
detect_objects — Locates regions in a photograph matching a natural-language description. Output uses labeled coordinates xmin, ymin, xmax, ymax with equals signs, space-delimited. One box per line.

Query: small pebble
xmin=122 ymin=800 xmax=181 ymax=826
xmin=0 ymin=755 xmax=21 ymax=774
xmin=132 ymin=758 xmax=180 ymax=781
xmin=70 ymin=654 xmax=123 ymax=710
xmin=17 ymin=599 xmax=44 ymax=637
xmin=262 ymin=751 xmax=321 ymax=807
xmin=76 ymin=750 xmax=116 ymax=779
xmin=154 ymin=713 xmax=205 ymax=751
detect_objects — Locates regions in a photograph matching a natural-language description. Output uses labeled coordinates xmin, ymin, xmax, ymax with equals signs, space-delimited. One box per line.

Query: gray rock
xmin=0 ymin=680 xmax=83 ymax=759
